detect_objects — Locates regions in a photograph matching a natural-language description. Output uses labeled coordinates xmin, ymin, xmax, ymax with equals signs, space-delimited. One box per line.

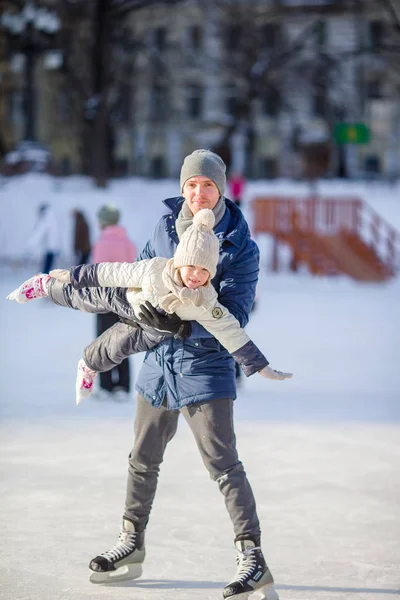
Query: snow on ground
xmin=0 ymin=174 xmax=400 ymax=600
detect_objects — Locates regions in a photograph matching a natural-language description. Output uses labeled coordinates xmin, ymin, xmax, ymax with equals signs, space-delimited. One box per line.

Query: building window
xmin=315 ymin=20 xmax=326 ymax=47
xmin=9 ymin=90 xmax=23 ymax=125
xmin=312 ymin=69 xmax=327 ymax=117
xmin=186 ymin=85 xmax=203 ymax=119
xmin=151 ymin=27 xmax=167 ymax=52
xmin=150 ymin=84 xmax=167 ymax=120
xmin=259 ymin=157 xmax=278 ymax=179
xmin=369 ymin=21 xmax=384 ymax=49
xmin=226 ymin=25 xmax=241 ymax=52
xmin=364 ymin=155 xmax=380 ymax=175
xmin=262 ymin=23 xmax=281 ymax=49
xmin=366 ymin=80 xmax=383 ymax=99
xmin=58 ymin=90 xmax=70 ymax=124
xmin=262 ymin=87 xmax=280 ymax=117
xmin=186 ymin=25 xmax=202 ymax=51
xmin=225 ymin=85 xmax=238 ymax=116
xmin=150 ymin=156 xmax=165 ymax=178
xmin=118 ymin=84 xmax=131 ymax=123
xmin=313 ymin=90 xmax=326 ymax=118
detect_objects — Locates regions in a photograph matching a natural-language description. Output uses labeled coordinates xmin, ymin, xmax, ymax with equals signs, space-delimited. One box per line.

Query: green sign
xmin=334 ymin=123 xmax=370 ymax=144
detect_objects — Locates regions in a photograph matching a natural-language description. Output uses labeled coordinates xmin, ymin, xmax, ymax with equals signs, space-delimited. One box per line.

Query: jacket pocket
xmin=196 ymin=337 xmax=222 ymax=352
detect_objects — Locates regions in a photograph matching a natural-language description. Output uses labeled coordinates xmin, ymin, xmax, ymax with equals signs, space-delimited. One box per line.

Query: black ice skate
xmin=223 ymin=538 xmax=279 ymax=600
xmin=89 ymin=518 xmax=145 ymax=583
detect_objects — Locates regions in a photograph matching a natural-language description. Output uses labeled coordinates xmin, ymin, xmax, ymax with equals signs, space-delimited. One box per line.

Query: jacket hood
xmin=162 ymin=196 xmax=250 ymax=249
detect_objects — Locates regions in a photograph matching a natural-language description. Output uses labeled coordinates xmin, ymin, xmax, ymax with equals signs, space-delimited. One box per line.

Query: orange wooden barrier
xmin=252 ymin=196 xmax=400 ymax=281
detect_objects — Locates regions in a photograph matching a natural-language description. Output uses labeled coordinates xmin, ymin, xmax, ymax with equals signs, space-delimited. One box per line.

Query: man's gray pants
xmin=126 ymin=394 xmax=261 ymax=541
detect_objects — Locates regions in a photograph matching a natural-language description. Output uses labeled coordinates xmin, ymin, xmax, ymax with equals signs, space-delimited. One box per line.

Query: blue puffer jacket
xmin=136 ymin=196 xmax=260 ymax=409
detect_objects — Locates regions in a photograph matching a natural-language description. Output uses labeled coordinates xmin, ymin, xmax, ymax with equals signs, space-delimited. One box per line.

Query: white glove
xmin=49 ymin=269 xmax=71 ymax=283
xmin=259 ymin=365 xmax=293 ymax=381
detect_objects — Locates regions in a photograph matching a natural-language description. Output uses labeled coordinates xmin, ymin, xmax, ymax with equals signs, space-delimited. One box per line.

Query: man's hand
xmin=138 ymin=301 xmax=191 ymax=339
xmin=259 ymin=365 xmax=293 ymax=381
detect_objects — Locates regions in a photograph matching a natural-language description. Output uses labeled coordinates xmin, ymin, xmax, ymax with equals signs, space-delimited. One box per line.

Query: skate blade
xmin=89 ymin=563 xmax=143 ymax=584
xmin=259 ymin=586 xmax=280 ymax=600
xmin=225 ymin=584 xmax=278 ymax=600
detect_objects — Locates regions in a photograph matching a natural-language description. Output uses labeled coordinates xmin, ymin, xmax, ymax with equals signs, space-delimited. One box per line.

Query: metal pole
xmin=24 ymin=30 xmax=36 ymax=140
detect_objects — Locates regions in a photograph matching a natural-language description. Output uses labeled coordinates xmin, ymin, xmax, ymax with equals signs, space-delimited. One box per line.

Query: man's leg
xmin=181 ymin=398 xmax=275 ymax=599
xmin=89 ymin=394 xmax=180 ymax=582
xmin=181 ymin=397 xmax=260 ymax=540
xmin=124 ymin=394 xmax=180 ymax=530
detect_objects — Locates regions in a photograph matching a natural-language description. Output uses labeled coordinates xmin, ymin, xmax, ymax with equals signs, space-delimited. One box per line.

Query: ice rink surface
xmin=1 ymin=173 xmax=399 ymax=600
xmin=1 ymin=265 xmax=399 ymax=600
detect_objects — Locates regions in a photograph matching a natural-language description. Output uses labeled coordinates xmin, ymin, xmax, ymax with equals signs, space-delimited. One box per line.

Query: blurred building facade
xmin=1 ymin=0 xmax=399 ymax=180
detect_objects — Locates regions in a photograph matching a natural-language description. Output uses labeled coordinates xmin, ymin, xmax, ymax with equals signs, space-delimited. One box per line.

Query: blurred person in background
xmin=92 ymin=204 xmax=137 ymax=401
xmin=228 ymin=171 xmax=246 ymax=209
xmin=72 ymin=209 xmax=91 ymax=264
xmin=25 ymin=203 xmax=61 ymax=273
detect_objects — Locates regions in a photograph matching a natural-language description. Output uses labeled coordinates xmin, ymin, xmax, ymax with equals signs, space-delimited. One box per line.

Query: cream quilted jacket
xmin=93 ymin=257 xmax=251 ymax=355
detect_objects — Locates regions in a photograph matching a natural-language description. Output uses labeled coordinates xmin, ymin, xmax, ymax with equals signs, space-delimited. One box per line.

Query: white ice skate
xmin=6 ymin=274 xmax=50 ymax=304
xmin=223 ymin=539 xmax=279 ymax=600
xmin=89 ymin=519 xmax=145 ymax=584
xmin=76 ymin=359 xmax=98 ymax=406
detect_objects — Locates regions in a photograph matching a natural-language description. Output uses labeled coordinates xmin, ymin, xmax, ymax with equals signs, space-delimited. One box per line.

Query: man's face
xmin=182 ymin=176 xmax=220 ymax=214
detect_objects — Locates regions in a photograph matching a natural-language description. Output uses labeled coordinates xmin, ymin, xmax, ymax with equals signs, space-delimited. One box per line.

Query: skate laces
xmin=234 ymin=547 xmax=261 ymax=584
xmin=100 ymin=529 xmax=137 ymax=562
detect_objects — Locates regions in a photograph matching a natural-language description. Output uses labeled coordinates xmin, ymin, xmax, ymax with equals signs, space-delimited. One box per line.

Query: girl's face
xmin=179 ymin=265 xmax=210 ymax=289
xmin=182 ymin=176 xmax=220 ymax=214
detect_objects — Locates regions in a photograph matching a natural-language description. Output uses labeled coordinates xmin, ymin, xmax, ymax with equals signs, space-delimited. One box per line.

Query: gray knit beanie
xmin=97 ymin=204 xmax=120 ymax=227
xmin=180 ymin=149 xmax=226 ymax=196
xmin=174 ymin=209 xmax=220 ymax=279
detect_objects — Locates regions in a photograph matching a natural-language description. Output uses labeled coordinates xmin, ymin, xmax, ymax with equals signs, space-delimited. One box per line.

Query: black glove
xmin=138 ymin=301 xmax=191 ymax=339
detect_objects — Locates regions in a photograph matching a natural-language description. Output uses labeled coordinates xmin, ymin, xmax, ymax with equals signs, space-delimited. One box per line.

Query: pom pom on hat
xmin=192 ymin=208 xmax=215 ymax=230
xmin=174 ymin=209 xmax=220 ymax=279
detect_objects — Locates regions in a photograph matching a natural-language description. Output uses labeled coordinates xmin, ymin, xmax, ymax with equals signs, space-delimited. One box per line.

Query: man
xmin=88 ymin=150 xmax=276 ymax=599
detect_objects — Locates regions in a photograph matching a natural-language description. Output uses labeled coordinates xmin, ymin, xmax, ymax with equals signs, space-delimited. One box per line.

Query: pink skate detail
xmin=81 ymin=379 xmax=93 ymax=390
xmin=25 ymin=287 xmax=35 ymax=300
xmin=21 ymin=275 xmax=51 ymax=301
xmin=76 ymin=359 xmax=98 ymax=405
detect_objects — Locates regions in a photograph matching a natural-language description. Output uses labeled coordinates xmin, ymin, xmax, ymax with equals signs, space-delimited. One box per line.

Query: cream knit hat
xmin=173 ymin=209 xmax=219 ymax=279
xmin=180 ymin=149 xmax=226 ymax=196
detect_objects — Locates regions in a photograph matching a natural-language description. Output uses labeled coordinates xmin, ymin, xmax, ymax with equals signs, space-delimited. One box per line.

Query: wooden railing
xmin=252 ymin=196 xmax=400 ymax=277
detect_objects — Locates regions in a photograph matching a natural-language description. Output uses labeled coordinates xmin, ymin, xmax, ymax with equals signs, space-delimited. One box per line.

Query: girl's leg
xmin=76 ymin=322 xmax=166 ymax=404
xmin=48 ymin=279 xmax=134 ymax=320
xmin=83 ymin=322 xmax=166 ymax=373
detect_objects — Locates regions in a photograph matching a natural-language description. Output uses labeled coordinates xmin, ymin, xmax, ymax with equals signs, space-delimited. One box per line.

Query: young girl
xmin=7 ymin=209 xmax=292 ymax=405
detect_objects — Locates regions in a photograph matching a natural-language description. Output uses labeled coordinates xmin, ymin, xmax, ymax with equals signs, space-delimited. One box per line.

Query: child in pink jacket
xmin=92 ymin=205 xmax=137 ymax=263
xmin=91 ymin=204 xmax=137 ymax=400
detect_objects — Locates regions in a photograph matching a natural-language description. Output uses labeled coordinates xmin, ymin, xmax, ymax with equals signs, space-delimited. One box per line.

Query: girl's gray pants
xmin=48 ymin=280 xmax=166 ymax=371
xmin=125 ymin=394 xmax=261 ymax=541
